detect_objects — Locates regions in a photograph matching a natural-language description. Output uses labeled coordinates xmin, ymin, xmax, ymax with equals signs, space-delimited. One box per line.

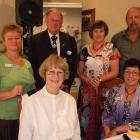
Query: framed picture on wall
xmin=82 ymin=9 xmax=95 ymax=32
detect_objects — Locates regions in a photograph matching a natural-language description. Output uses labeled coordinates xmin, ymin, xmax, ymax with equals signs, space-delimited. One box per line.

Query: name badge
xmin=115 ymin=96 xmax=121 ymax=101
xmin=5 ymin=64 xmax=14 ymax=67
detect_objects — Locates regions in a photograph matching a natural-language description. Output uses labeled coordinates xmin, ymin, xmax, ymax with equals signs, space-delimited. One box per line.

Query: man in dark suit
xmin=27 ymin=8 xmax=78 ymax=92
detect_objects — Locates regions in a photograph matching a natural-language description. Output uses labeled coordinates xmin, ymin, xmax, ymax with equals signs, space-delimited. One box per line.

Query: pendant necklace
xmin=125 ymin=87 xmax=136 ymax=100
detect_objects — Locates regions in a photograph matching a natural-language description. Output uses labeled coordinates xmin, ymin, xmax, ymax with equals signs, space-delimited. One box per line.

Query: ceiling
xmin=44 ymin=0 xmax=81 ymax=2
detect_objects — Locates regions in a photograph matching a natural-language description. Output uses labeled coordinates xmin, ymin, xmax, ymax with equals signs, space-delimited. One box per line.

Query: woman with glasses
xmin=102 ymin=58 xmax=140 ymax=138
xmin=18 ymin=54 xmax=81 ymax=140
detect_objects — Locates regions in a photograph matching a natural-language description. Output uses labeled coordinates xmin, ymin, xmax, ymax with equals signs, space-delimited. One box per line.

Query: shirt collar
xmin=42 ymin=86 xmax=61 ymax=98
xmin=48 ymin=31 xmax=59 ymax=39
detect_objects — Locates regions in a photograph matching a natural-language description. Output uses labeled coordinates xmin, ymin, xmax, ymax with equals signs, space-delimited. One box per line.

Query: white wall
xmin=0 ymin=0 xmax=15 ymax=32
xmin=0 ymin=0 xmax=15 ymax=50
xmin=82 ymin=0 xmax=140 ymax=45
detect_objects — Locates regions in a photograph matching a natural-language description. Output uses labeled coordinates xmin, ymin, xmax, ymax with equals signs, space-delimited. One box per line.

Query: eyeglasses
xmin=124 ymin=70 xmax=140 ymax=76
xmin=47 ymin=70 xmax=64 ymax=77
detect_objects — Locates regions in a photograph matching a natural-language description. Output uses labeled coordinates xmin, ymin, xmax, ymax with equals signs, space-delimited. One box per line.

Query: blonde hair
xmin=1 ymin=24 xmax=22 ymax=41
xmin=39 ymin=54 xmax=69 ymax=80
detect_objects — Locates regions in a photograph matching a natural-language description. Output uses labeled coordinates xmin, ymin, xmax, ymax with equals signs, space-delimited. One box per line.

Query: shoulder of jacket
xmin=33 ymin=30 xmax=48 ymax=38
xmin=59 ymin=31 xmax=74 ymax=39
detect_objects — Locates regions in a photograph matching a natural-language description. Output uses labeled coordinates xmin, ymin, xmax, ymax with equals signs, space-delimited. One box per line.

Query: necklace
xmin=125 ymin=87 xmax=136 ymax=100
xmin=93 ymin=44 xmax=104 ymax=52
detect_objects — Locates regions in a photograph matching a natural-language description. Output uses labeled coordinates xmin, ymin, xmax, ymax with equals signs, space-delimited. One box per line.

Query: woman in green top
xmin=0 ymin=24 xmax=35 ymax=140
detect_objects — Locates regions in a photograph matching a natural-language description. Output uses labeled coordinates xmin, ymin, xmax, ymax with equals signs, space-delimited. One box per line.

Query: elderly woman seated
xmin=102 ymin=58 xmax=140 ymax=138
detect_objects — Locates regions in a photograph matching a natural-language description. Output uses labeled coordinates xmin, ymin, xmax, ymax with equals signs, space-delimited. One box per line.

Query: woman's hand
xmin=0 ymin=85 xmax=24 ymax=100
xmin=108 ymin=129 xmax=118 ymax=137
xmin=108 ymin=125 xmax=130 ymax=137
xmin=89 ymin=77 xmax=101 ymax=88
xmin=11 ymin=85 xmax=24 ymax=96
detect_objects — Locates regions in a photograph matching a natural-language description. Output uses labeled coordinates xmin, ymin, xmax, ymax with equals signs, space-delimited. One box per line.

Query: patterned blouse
xmin=102 ymin=84 xmax=140 ymax=131
xmin=80 ymin=42 xmax=120 ymax=79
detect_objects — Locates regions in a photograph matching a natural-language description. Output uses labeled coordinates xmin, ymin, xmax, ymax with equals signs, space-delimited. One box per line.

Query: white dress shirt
xmin=18 ymin=87 xmax=81 ymax=140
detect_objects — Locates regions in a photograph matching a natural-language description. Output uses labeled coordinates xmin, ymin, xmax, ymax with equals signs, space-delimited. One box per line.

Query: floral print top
xmin=102 ymin=84 xmax=140 ymax=131
xmin=80 ymin=42 xmax=120 ymax=79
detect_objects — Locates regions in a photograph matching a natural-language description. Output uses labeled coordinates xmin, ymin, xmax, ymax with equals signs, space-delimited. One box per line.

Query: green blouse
xmin=0 ymin=54 xmax=35 ymax=120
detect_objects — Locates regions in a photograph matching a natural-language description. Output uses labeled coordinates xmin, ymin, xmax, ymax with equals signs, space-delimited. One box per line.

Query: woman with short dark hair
xmin=78 ymin=20 xmax=120 ymax=140
xmin=102 ymin=58 xmax=140 ymax=138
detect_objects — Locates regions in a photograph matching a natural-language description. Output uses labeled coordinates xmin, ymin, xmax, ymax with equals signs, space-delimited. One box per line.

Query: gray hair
xmin=45 ymin=8 xmax=63 ymax=22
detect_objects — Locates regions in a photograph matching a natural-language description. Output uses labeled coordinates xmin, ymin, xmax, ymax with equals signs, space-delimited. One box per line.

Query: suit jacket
xmin=27 ymin=29 xmax=78 ymax=90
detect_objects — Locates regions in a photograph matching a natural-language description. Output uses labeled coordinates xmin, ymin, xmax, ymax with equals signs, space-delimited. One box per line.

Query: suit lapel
xmin=45 ymin=30 xmax=52 ymax=48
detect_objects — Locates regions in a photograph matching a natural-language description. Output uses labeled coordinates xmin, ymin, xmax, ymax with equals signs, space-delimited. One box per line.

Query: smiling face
xmin=92 ymin=28 xmax=106 ymax=43
xmin=45 ymin=67 xmax=64 ymax=91
xmin=3 ymin=31 xmax=22 ymax=52
xmin=126 ymin=7 xmax=140 ymax=32
xmin=45 ymin=10 xmax=63 ymax=35
xmin=39 ymin=54 xmax=69 ymax=94
xmin=124 ymin=67 xmax=140 ymax=86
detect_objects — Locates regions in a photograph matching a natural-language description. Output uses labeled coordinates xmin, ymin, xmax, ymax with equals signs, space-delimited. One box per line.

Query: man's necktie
xmin=51 ymin=36 xmax=57 ymax=54
xmin=51 ymin=36 xmax=57 ymax=48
